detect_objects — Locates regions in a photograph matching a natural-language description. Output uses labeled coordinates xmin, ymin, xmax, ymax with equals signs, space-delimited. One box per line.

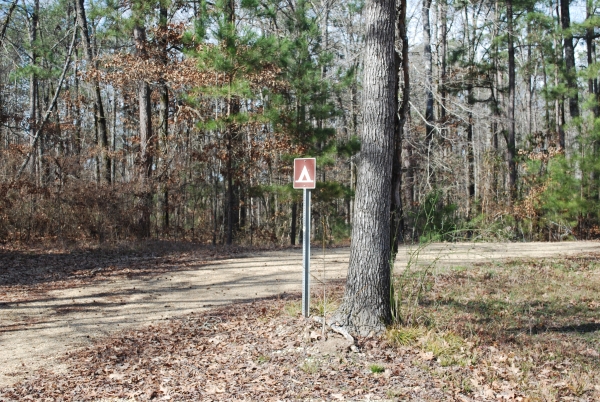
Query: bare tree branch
xmin=0 ymin=0 xmax=18 ymax=46
xmin=15 ymin=26 xmax=77 ymax=180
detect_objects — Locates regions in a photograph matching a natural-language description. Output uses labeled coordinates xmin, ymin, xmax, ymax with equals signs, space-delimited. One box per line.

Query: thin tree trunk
xmin=28 ymin=0 xmax=39 ymax=181
xmin=291 ymin=201 xmax=297 ymax=245
xmin=159 ymin=2 xmax=170 ymax=234
xmin=560 ymin=0 xmax=579 ymax=119
xmin=74 ymin=52 xmax=82 ymax=156
xmin=75 ymin=0 xmax=110 ymax=183
xmin=17 ymin=28 xmax=77 ymax=180
xmin=553 ymin=25 xmax=565 ymax=148
xmin=506 ymin=0 xmax=517 ymax=199
xmin=134 ymin=19 xmax=154 ymax=238
xmin=586 ymin=0 xmax=598 ymax=118
xmin=336 ymin=0 xmax=397 ymax=336
xmin=400 ymin=0 xmax=413 ymax=240
xmin=226 ymin=136 xmax=234 ymax=245
xmin=213 ymin=173 xmax=218 ymax=246
xmin=439 ymin=0 xmax=447 ymax=129
xmin=464 ymin=5 xmax=476 ymax=211
xmin=541 ymin=50 xmax=551 ymax=131
xmin=0 ymin=0 xmax=17 ymax=47
xmin=492 ymin=0 xmax=501 ymax=152
xmin=391 ymin=0 xmax=409 ymax=251
xmin=0 ymin=1 xmax=15 ymax=151
xmin=467 ymin=87 xmax=475 ymax=215
xmin=224 ymin=0 xmax=239 ymax=245
xmin=318 ymin=0 xmax=330 ymax=182
xmin=112 ymin=88 xmax=117 ymax=182
xmin=423 ymin=0 xmax=434 ymax=150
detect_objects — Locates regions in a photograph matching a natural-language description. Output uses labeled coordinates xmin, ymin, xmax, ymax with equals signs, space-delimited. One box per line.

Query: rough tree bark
xmin=334 ymin=0 xmax=397 ymax=336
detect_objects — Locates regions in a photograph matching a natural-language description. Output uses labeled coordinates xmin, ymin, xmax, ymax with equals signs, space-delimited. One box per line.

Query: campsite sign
xmin=293 ymin=158 xmax=316 ymax=189
xmin=293 ymin=158 xmax=316 ymax=317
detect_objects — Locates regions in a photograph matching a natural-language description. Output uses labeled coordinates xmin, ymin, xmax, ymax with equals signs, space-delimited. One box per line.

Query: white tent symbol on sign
xmin=297 ymin=166 xmax=313 ymax=182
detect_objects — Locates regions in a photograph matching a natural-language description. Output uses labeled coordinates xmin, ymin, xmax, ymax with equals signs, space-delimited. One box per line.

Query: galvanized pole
xmin=302 ymin=188 xmax=311 ymax=317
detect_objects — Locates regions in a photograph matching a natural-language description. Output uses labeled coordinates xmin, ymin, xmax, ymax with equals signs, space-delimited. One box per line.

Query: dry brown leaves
xmin=92 ymin=52 xmax=285 ymax=94
xmin=4 ymin=246 xmax=595 ymax=400
xmin=0 ymin=293 xmax=453 ymax=401
xmin=417 ymin=256 xmax=600 ymax=401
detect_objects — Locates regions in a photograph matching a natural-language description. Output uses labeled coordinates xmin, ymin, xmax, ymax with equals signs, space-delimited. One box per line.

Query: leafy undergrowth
xmin=390 ymin=254 xmax=600 ymax=401
xmin=0 ymin=290 xmax=452 ymax=401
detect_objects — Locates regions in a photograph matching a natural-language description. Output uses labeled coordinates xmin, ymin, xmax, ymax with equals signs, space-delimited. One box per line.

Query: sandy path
xmin=1 ymin=241 xmax=598 ymax=388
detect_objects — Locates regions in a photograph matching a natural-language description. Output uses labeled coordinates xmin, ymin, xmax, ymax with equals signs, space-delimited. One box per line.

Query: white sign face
xmin=293 ymin=158 xmax=316 ymax=189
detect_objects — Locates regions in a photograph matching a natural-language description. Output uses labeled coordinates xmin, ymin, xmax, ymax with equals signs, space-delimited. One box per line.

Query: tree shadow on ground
xmin=510 ymin=322 xmax=600 ymax=335
xmin=0 ymin=240 xmax=289 ymax=288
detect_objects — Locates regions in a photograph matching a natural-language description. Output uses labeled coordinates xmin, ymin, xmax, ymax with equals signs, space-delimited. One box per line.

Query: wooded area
xmin=0 ymin=0 xmax=599 ymax=245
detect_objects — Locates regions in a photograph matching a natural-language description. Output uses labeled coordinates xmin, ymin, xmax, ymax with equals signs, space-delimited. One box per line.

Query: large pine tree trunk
xmin=335 ymin=0 xmax=396 ymax=336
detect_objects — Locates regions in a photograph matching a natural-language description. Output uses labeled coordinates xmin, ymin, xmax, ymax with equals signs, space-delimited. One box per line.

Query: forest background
xmin=0 ymin=0 xmax=598 ymax=246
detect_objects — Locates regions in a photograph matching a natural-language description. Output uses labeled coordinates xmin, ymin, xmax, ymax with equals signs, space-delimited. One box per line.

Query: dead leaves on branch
xmin=81 ymin=22 xmax=286 ymax=92
xmin=88 ymin=51 xmax=285 ymax=93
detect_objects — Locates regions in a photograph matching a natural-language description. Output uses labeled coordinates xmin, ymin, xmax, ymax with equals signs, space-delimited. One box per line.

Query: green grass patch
xmin=386 ymin=326 xmax=426 ymax=346
xmin=369 ymin=364 xmax=385 ymax=373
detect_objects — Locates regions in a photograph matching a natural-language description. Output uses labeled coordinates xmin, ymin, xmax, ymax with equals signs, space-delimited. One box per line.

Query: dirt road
xmin=1 ymin=241 xmax=598 ymax=388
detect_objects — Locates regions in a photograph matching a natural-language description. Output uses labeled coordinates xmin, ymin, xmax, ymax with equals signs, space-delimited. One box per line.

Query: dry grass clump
xmin=389 ymin=255 xmax=600 ymax=400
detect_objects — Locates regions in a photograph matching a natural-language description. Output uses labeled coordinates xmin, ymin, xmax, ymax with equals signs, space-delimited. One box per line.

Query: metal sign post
xmin=293 ymin=158 xmax=316 ymax=318
xmin=302 ymin=188 xmax=311 ymax=317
